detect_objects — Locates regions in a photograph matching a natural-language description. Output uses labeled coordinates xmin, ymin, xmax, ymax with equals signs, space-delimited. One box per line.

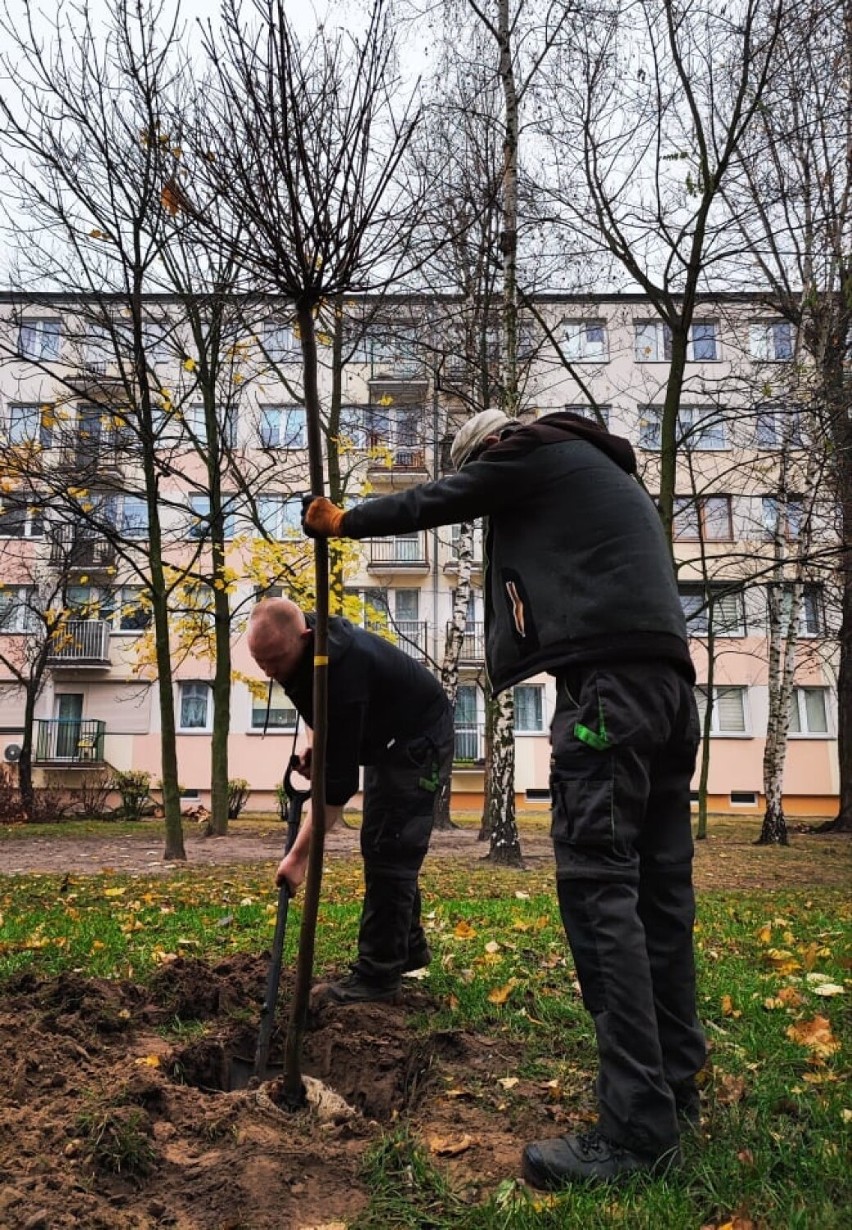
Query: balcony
xmin=366 ymin=619 xmax=429 ymax=661
xmin=48 ymin=620 xmax=111 ymax=667
xmin=33 ymin=718 xmax=106 ymax=765
xmin=367 ymin=535 xmax=429 ymax=572
xmin=446 ymin=621 xmax=485 ymax=661
xmin=366 ymin=444 xmax=429 ymax=486
xmin=454 ymin=722 xmax=485 ymax=765
xmin=49 ymin=524 xmax=116 ymax=571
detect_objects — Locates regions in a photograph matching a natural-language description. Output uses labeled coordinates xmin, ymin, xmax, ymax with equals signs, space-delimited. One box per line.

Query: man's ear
xmin=300 ymin=627 xmax=313 ymax=642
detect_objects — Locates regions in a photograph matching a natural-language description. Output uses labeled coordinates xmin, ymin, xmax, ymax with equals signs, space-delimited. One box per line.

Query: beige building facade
xmin=0 ymin=293 xmax=840 ymax=817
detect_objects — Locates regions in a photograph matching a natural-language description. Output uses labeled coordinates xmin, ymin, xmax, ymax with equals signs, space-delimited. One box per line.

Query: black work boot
xmin=311 ymin=972 xmax=401 ymax=1008
xmin=522 ymin=1129 xmax=681 ymax=1189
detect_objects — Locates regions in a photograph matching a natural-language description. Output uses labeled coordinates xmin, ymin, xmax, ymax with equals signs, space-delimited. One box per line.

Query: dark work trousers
xmin=354 ymin=708 xmax=454 ymax=986
xmin=550 ymin=661 xmax=706 ymax=1155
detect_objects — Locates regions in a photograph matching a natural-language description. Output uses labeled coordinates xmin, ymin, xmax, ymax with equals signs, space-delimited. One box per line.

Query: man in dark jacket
xmin=247 ymin=598 xmax=454 ymax=1005
xmin=302 ymin=410 xmax=706 ymax=1184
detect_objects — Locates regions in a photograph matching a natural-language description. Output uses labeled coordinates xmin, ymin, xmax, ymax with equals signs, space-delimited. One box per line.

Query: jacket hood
xmin=487 ymin=411 xmax=637 ymax=475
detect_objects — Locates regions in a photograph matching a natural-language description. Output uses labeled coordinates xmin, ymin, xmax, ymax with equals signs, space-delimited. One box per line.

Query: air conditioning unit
xmin=4 ymin=744 xmax=22 ymax=763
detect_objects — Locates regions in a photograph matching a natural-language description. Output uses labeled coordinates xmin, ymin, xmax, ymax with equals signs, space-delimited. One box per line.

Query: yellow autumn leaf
xmin=488 ymin=979 xmax=519 ymax=1005
xmin=134 ymin=1055 xmax=161 ymax=1068
xmin=721 ymin=994 xmax=734 ymax=1017
xmin=778 ymin=986 xmax=804 ymax=1008
xmin=498 ymin=1076 xmax=520 ymax=1089
xmin=429 ymin=1133 xmax=475 ymax=1156
xmin=182 ymin=357 xmax=196 ymax=372
xmin=756 ymin=924 xmax=772 ymax=944
xmin=786 ymin=1014 xmax=840 ymax=1058
xmin=453 ymin=920 xmax=477 ymax=939
xmin=104 ymin=887 xmax=127 ymax=898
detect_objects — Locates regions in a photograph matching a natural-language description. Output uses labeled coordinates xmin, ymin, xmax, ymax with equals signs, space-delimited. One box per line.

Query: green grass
xmin=0 ymin=837 xmax=849 ymax=1228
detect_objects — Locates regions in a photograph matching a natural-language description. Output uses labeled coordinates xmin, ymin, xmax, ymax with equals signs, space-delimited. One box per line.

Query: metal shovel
xmin=251 ymin=755 xmax=311 ymax=1083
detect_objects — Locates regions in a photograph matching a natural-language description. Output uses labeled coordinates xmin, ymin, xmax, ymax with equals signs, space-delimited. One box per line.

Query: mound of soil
xmin=0 ymin=955 xmax=576 ymax=1229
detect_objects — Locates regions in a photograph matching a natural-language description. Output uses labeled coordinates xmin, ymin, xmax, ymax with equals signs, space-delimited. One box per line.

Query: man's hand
xmin=295 ymin=747 xmax=312 ymax=779
xmin=276 ymin=848 xmax=308 ymax=893
xmin=301 ymin=495 xmax=346 ymax=538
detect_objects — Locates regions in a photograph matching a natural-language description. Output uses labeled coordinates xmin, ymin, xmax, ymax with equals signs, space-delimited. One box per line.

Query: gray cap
xmin=450 ymin=409 xmax=518 ymax=469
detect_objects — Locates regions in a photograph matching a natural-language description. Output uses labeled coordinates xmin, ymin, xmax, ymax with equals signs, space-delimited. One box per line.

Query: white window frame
xmin=0 ymin=585 xmax=38 ymax=633
xmin=514 ymin=684 xmax=545 ymax=732
xmin=562 ymin=319 xmax=608 ymax=362
xmin=18 ymin=318 xmax=61 ymax=361
xmin=679 ymin=585 xmax=745 ymax=637
xmin=673 ymin=495 xmax=733 ymax=542
xmin=0 ymin=497 xmax=44 ymax=538
xmin=251 ymin=681 xmax=297 ymax=730
xmin=261 ymin=320 xmax=299 ymax=363
xmin=188 ymin=494 xmax=237 ymax=540
xmin=686 ymin=321 xmax=719 ymax=361
xmin=259 ymin=404 xmax=307 ymax=449
xmin=112 ymin=586 xmax=151 ymax=633
xmin=749 ymin=320 xmax=794 ymax=361
xmin=694 ymin=685 xmax=750 ymax=736
xmin=788 ymin=687 xmax=830 ymax=737
xmin=256 ymin=495 xmax=301 ymax=539
xmin=677 ymin=406 xmax=728 ymax=451
xmin=635 ymin=321 xmax=671 ymax=363
xmin=178 ymin=681 xmax=212 ymax=731
xmin=7 ymin=403 xmax=53 ymax=449
xmin=121 ymin=496 xmax=149 ymax=539
xmin=775 ymin=584 xmax=825 ymax=638
xmin=565 ymin=403 xmax=610 ymax=428
xmin=761 ymin=496 xmax=803 ymax=542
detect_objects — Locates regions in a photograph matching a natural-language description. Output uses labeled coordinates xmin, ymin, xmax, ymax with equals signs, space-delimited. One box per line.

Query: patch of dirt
xmin=0 ymin=955 xmax=573 ymax=1229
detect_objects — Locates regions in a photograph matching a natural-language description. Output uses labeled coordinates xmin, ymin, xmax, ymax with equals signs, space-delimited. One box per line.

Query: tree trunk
xmin=435 ymin=521 xmax=474 ymax=829
xmin=483 ymin=687 xmax=522 ymax=866
xmin=209 ymin=579 xmax=232 ymax=836
xmin=19 ymin=684 xmax=38 ymax=821
xmin=695 ymin=622 xmax=716 ymax=840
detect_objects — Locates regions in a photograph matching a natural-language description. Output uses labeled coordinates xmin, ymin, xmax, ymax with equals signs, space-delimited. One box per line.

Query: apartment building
xmin=0 ymin=292 xmax=840 ymax=817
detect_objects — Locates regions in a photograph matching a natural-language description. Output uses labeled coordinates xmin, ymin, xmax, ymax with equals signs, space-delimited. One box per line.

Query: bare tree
xmin=724 ymin=0 xmax=851 ymax=831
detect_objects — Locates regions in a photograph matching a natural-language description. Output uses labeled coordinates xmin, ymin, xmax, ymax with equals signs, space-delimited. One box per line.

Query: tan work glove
xmin=301 ymin=495 xmax=346 ymax=538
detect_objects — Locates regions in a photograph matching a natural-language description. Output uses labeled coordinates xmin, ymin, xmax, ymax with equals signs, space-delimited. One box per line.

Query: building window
xmin=142 ymin=321 xmax=172 ymax=365
xmin=121 ymin=496 xmax=149 ymax=539
xmin=256 ymin=495 xmax=301 ymax=539
xmin=179 ymin=682 xmax=211 ymax=730
xmin=674 ymin=495 xmax=733 ymax=542
xmin=0 ymin=586 xmax=37 ymax=633
xmin=770 ymin=583 xmax=825 ymax=637
xmin=677 ymin=406 xmax=727 ymax=450
xmin=7 ymin=403 xmax=54 ymax=449
xmin=259 ymin=405 xmax=307 ymax=449
xmin=750 ymin=320 xmax=794 ymax=361
xmin=0 ymin=497 xmax=44 ymax=538
xmin=679 ymin=585 xmax=745 ymax=636
xmin=514 ymin=684 xmax=544 ymax=732
xmin=565 ymin=403 xmax=610 ymax=428
xmin=695 ymin=685 xmax=748 ymax=734
xmin=251 ymin=681 xmax=297 ymax=729
xmin=114 ymin=586 xmax=151 ymax=631
xmin=18 ymin=318 xmax=61 ymax=361
xmin=688 ymin=321 xmax=718 ymax=361
xmin=188 ymin=494 xmax=236 ymax=540
xmin=340 ymin=404 xmax=368 ymax=448
xmin=562 ymin=319 xmax=607 ymax=362
xmin=261 ymin=319 xmax=299 ymax=362
xmin=788 ymin=687 xmax=829 ymax=736
xmin=640 ymin=406 xmax=727 ymax=451
xmin=635 ymin=320 xmax=718 ymax=362
xmin=761 ymin=496 xmax=803 ymax=541
xmin=755 ymin=405 xmax=805 ymax=449
xmin=185 ymin=403 xmax=208 ymax=447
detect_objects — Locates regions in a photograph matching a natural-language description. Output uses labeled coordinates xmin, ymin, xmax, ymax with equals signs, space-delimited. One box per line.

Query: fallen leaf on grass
xmin=808 ymin=981 xmax=845 ymax=997
xmin=714 ymin=1072 xmax=747 ymax=1105
xmin=488 ymin=979 xmax=519 ymax=1005
xmin=429 ymin=1133 xmax=475 ymax=1156
xmin=842 ymin=1109 xmax=852 ymax=1124
xmin=801 ymin=1070 xmax=838 ymax=1084
xmin=786 ymin=1015 xmax=840 ymax=1058
xmin=453 ymin=921 xmax=477 ymax=939
xmin=497 ymin=1076 xmax=520 ymax=1089
xmin=778 ymin=986 xmax=804 ymax=1007
xmin=135 ymin=1055 xmax=161 ymax=1068
xmin=765 ymin=948 xmax=801 ymax=975
xmin=737 ymin=1148 xmax=755 ymax=1167
xmin=484 ymin=940 xmax=501 ymax=954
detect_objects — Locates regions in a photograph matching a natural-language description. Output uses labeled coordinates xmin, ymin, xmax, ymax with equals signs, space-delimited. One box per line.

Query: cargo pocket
xmin=550 ymin=770 xmax=617 ymax=853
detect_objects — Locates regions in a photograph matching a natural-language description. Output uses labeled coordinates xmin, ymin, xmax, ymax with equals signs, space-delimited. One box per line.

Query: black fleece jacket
xmin=342 ymin=413 xmax=693 ymax=692
xmin=280 ymin=615 xmax=449 ymax=805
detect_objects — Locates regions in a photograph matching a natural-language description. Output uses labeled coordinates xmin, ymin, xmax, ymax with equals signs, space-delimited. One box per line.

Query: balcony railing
xmin=446 ymin=621 xmax=485 ymax=660
xmin=366 ymin=443 xmax=427 ymax=471
xmin=368 ymin=536 xmax=428 ymax=568
xmin=49 ymin=524 xmax=116 ymax=570
xmin=48 ymin=620 xmax=110 ymax=664
xmin=34 ymin=718 xmax=106 ymax=764
xmin=366 ymin=619 xmax=429 ymax=660
xmin=454 ymin=722 xmax=485 ymax=765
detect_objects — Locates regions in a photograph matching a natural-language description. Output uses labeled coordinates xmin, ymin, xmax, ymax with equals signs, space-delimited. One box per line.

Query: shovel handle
xmin=254 ymin=757 xmax=308 ymax=1082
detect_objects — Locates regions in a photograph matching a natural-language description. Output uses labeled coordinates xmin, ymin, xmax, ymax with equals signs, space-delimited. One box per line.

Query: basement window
xmin=525 ymin=788 xmax=551 ymax=801
xmin=730 ymin=791 xmax=758 ymax=806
